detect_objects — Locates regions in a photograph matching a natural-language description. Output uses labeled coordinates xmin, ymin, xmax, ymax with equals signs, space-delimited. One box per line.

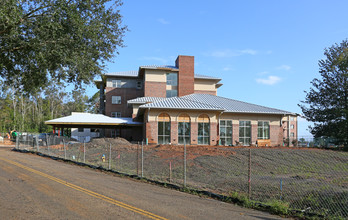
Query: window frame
xmin=158 ymin=113 xmax=171 ymax=144
xmin=178 ymin=114 xmax=191 ymax=145
xmin=239 ymin=121 xmax=251 ymax=146
xmin=220 ymin=120 xmax=233 ymax=146
xmin=257 ymin=121 xmax=270 ymax=140
xmin=112 ymin=96 xmax=121 ymax=104
xmin=111 ymin=112 xmax=121 ymax=118
xmin=198 ymin=115 xmax=210 ymax=145
xmin=112 ymin=80 xmax=122 ymax=88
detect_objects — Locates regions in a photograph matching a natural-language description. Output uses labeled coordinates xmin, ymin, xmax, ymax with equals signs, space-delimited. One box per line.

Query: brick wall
xmin=171 ymin=121 xmax=178 ymax=145
xmin=232 ymin=123 xmax=239 ymax=145
xmin=210 ymin=122 xmax=218 ymax=145
xmin=270 ymin=125 xmax=283 ymax=146
xmin=251 ymin=124 xmax=258 ymax=145
xmin=191 ymin=122 xmax=198 ymax=145
xmin=105 ymin=87 xmax=143 ymax=117
xmin=144 ymin=81 xmax=166 ymax=97
xmin=146 ymin=121 xmax=157 ymax=144
xmin=176 ymin=55 xmax=194 ymax=97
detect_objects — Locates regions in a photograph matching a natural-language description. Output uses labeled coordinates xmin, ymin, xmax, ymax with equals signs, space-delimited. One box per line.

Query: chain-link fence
xmin=15 ymin=134 xmax=348 ymax=218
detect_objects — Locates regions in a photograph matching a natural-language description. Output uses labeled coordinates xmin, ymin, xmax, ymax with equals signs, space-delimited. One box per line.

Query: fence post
xmin=248 ymin=148 xmax=251 ymax=200
xmin=184 ymin=143 xmax=187 ymax=187
xmin=169 ymin=161 xmax=172 ymax=183
xmin=64 ymin=139 xmax=66 ymax=160
xmin=108 ymin=143 xmax=111 ymax=170
xmin=16 ymin=135 xmax=19 ymax=149
xmin=137 ymin=142 xmax=139 ymax=176
xmin=83 ymin=141 xmax=86 ymax=163
xmin=141 ymin=140 xmax=144 ymax=178
xmin=280 ymin=178 xmax=283 ymax=200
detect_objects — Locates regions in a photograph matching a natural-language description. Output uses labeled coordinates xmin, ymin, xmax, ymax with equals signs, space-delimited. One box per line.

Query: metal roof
xmin=182 ymin=94 xmax=293 ymax=114
xmin=140 ymin=65 xmax=179 ymax=70
xmin=128 ymin=97 xmax=167 ymax=104
xmin=104 ymin=70 xmax=139 ymax=77
xmin=103 ymin=69 xmax=219 ymax=80
xmin=136 ymin=94 xmax=293 ymax=115
xmin=45 ymin=113 xmax=142 ymax=125
xmin=194 ymin=74 xmax=221 ymax=80
xmin=139 ymin=96 xmax=224 ymax=111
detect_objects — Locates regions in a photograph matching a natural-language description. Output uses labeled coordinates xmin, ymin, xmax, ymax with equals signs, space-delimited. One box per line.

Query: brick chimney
xmin=175 ymin=55 xmax=194 ymax=96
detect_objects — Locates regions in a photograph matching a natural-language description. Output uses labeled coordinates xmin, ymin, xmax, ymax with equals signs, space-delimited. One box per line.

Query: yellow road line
xmin=0 ymin=157 xmax=168 ymax=220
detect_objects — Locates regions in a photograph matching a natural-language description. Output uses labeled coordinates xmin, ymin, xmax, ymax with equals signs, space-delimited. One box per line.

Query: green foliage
xmin=0 ymin=0 xmax=127 ymax=93
xmin=299 ymin=39 xmax=348 ymax=147
xmin=0 ymin=80 xmax=97 ymax=133
xmin=264 ymin=200 xmax=289 ymax=215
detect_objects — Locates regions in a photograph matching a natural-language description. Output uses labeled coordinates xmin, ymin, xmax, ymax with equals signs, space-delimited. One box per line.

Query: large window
xmin=258 ymin=121 xmax=270 ymax=139
xmin=166 ymin=73 xmax=178 ymax=98
xmin=112 ymin=96 xmax=121 ymax=104
xmin=158 ymin=113 xmax=171 ymax=144
xmin=239 ymin=121 xmax=251 ymax=146
xmin=178 ymin=114 xmax=190 ymax=145
xmin=198 ymin=115 xmax=210 ymax=145
xmin=220 ymin=120 xmax=232 ymax=146
xmin=112 ymin=80 xmax=121 ymax=88
xmin=166 ymin=73 xmax=177 ymax=86
xmin=166 ymin=90 xmax=177 ymax=98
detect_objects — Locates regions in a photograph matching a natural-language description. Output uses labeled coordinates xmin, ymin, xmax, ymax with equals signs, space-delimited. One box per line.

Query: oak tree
xmin=0 ymin=0 xmax=127 ymax=93
xmin=299 ymin=39 xmax=348 ymax=146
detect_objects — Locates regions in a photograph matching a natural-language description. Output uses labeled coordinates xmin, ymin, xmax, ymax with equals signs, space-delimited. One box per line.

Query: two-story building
xmin=96 ymin=55 xmax=298 ymax=146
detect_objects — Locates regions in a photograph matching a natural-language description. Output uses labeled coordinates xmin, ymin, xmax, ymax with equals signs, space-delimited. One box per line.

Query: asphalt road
xmin=0 ymin=147 xmax=284 ymax=219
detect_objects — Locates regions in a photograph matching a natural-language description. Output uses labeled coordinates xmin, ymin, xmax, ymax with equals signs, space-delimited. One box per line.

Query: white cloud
xmin=158 ymin=18 xmax=170 ymax=25
xmin=206 ymin=49 xmax=258 ymax=58
xmin=256 ymin=76 xmax=281 ymax=85
xmin=239 ymin=49 xmax=257 ymax=55
xmin=222 ymin=67 xmax=233 ymax=71
xmin=276 ymin=65 xmax=291 ymax=71
xmin=140 ymin=56 xmax=168 ymax=64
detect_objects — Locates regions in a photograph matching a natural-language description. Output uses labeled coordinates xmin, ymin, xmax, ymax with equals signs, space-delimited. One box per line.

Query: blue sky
xmin=88 ymin=0 xmax=348 ymax=138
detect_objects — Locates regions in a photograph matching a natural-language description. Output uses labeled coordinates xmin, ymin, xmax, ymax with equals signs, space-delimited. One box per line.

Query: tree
xmin=299 ymin=39 xmax=348 ymax=147
xmin=0 ymin=0 xmax=127 ymax=93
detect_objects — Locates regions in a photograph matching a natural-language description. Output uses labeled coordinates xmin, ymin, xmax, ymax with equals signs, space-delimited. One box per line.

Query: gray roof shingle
xmin=139 ymin=96 xmax=224 ymax=111
xmin=137 ymin=94 xmax=293 ymax=115
xmin=128 ymin=97 xmax=167 ymax=104
xmin=105 ymin=70 xmax=138 ymax=77
xmin=182 ymin=94 xmax=293 ymax=114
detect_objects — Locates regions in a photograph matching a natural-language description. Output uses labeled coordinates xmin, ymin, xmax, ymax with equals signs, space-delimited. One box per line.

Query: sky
xmin=87 ymin=0 xmax=348 ymax=138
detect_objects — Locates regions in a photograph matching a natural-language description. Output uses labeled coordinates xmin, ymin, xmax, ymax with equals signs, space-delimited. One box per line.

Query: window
xmin=111 ymin=112 xmax=121 ymax=118
xmin=111 ymin=129 xmax=120 ymax=138
xmin=178 ymin=114 xmax=190 ymax=145
xmin=136 ymin=81 xmax=143 ymax=89
xmin=290 ymin=116 xmax=294 ymax=121
xmin=290 ymin=124 xmax=294 ymax=129
xmin=112 ymin=96 xmax=121 ymax=104
xmin=220 ymin=120 xmax=232 ymax=146
xmin=198 ymin=115 xmax=210 ymax=145
xmin=239 ymin=121 xmax=251 ymax=146
xmin=166 ymin=90 xmax=177 ymax=98
xmin=158 ymin=113 xmax=170 ymax=144
xmin=166 ymin=73 xmax=177 ymax=86
xmin=112 ymin=80 xmax=121 ymax=88
xmin=91 ymin=128 xmax=99 ymax=133
xmin=78 ymin=128 xmax=84 ymax=133
xmin=166 ymin=73 xmax=178 ymax=97
xmin=290 ymin=132 xmax=295 ymax=137
xmin=258 ymin=121 xmax=270 ymax=139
